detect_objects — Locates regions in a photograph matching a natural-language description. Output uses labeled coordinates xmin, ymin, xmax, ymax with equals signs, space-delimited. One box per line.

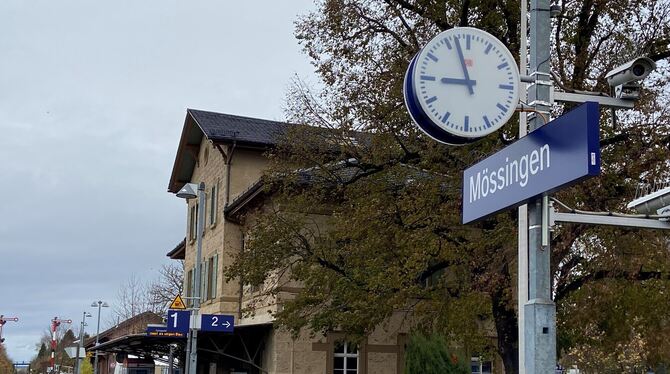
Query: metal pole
xmin=525 ymin=0 xmax=556 ymax=371
xmin=168 ymin=344 xmax=175 ymax=374
xmin=184 ymin=331 xmax=191 ymax=374
xmin=75 ymin=318 xmax=82 ymax=374
xmin=93 ymin=302 xmax=102 ymax=374
xmin=518 ymin=0 xmax=529 ymax=372
xmin=75 ymin=312 xmax=89 ymax=374
xmin=187 ymin=182 xmax=206 ymax=374
xmin=50 ymin=317 xmax=57 ymax=374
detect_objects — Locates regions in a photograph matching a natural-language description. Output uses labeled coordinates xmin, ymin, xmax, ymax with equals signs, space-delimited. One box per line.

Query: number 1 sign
xmin=166 ymin=310 xmax=191 ymax=334
xmin=201 ymin=314 xmax=234 ymax=332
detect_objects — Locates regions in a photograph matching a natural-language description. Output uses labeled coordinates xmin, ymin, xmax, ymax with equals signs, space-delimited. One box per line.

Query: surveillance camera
xmin=605 ymin=57 xmax=656 ymax=100
xmin=606 ymin=57 xmax=656 ymax=87
xmin=627 ymin=185 xmax=670 ymax=215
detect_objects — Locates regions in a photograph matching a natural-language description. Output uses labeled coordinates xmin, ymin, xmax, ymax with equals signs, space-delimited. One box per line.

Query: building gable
xmin=167 ymin=109 xmax=291 ymax=193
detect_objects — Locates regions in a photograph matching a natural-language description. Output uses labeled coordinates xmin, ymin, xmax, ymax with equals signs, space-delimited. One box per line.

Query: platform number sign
xmin=201 ymin=314 xmax=234 ymax=332
xmin=166 ymin=310 xmax=190 ymax=334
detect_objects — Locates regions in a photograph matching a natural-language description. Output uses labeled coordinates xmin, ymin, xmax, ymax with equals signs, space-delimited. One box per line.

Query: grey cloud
xmin=0 ymin=0 xmax=315 ymax=361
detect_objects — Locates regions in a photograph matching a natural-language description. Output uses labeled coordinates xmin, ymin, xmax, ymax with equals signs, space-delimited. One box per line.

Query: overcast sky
xmin=0 ymin=0 xmax=316 ymax=362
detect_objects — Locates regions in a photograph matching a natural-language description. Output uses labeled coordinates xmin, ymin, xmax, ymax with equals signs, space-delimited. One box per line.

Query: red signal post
xmin=0 ymin=315 xmax=19 ymax=344
xmin=50 ymin=317 xmax=72 ymax=373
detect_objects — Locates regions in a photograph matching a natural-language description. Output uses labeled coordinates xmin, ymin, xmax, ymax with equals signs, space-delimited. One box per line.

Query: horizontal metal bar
xmin=527 ymin=100 xmax=552 ymax=108
xmin=553 ymin=91 xmax=634 ymax=109
xmin=552 ymin=211 xmax=670 ymax=229
xmin=520 ymin=75 xmax=535 ymax=83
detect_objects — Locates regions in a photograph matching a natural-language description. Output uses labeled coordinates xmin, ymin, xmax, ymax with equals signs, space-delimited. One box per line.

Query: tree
xmin=0 ymin=344 xmax=14 ymax=374
xmin=112 ymin=273 xmax=153 ymax=322
xmin=58 ymin=329 xmax=77 ymax=370
xmin=404 ymin=333 xmax=469 ymax=374
xmin=148 ymin=262 xmax=185 ymax=312
xmin=36 ymin=343 xmax=47 ymax=359
xmin=30 ymin=326 xmax=76 ymax=373
xmin=31 ymin=340 xmax=50 ymax=373
xmin=225 ymin=0 xmax=670 ymax=372
xmin=80 ymin=358 xmax=94 ymax=374
xmin=112 ymin=263 xmax=184 ymax=323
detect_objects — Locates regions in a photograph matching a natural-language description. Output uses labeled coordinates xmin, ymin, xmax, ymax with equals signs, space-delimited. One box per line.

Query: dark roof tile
xmin=188 ymin=109 xmax=290 ymax=146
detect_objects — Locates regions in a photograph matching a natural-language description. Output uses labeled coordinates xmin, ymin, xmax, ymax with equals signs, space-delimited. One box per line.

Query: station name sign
xmin=462 ymin=102 xmax=600 ymax=224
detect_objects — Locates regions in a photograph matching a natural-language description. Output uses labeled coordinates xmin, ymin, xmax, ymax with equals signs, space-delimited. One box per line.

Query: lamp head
xmin=176 ymin=183 xmax=199 ymax=200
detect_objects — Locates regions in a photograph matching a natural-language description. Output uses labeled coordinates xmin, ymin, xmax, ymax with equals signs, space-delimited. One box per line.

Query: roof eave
xmin=224 ymin=179 xmax=266 ymax=219
xmin=167 ymin=111 xmax=203 ymax=193
xmin=166 ymin=238 xmax=186 ymax=259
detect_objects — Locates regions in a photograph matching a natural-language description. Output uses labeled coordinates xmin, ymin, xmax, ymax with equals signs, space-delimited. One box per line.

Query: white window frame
xmin=209 ymin=184 xmax=217 ymax=226
xmin=186 ymin=269 xmax=194 ymax=308
xmin=205 ymin=254 xmax=218 ymax=300
xmin=334 ymin=342 xmax=358 ymax=374
xmin=189 ymin=204 xmax=198 ymax=241
xmin=201 ymin=258 xmax=207 ymax=302
xmin=470 ymin=356 xmax=492 ymax=374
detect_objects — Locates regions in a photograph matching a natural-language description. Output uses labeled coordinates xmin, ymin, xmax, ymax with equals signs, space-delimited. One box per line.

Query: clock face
xmin=406 ymin=27 xmax=520 ymax=143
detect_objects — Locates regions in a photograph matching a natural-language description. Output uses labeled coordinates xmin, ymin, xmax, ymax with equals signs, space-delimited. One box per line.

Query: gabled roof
xmin=223 ymin=178 xmax=265 ymax=218
xmin=84 ymin=311 xmax=163 ymax=348
xmin=167 ymin=109 xmax=291 ymax=193
xmin=189 ymin=109 xmax=289 ymax=146
xmin=224 ymin=160 xmax=369 ymax=221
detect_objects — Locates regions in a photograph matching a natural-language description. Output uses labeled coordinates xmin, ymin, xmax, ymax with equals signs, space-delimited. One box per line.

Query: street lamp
xmin=75 ymin=312 xmax=92 ymax=374
xmin=175 ymin=182 xmax=205 ymax=374
xmin=91 ymin=301 xmax=108 ymax=374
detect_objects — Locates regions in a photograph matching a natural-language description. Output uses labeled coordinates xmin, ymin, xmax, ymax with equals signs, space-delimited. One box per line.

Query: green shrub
xmin=404 ymin=333 xmax=469 ymax=374
xmin=81 ymin=359 xmax=94 ymax=374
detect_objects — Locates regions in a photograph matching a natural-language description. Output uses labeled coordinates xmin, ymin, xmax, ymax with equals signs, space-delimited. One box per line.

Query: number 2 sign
xmin=201 ymin=314 xmax=234 ymax=332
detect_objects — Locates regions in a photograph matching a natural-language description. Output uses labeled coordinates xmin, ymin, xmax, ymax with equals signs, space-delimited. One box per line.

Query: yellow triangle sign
xmin=169 ymin=294 xmax=187 ymax=310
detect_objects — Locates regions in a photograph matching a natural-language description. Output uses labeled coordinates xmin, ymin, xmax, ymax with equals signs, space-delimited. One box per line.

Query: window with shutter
xmin=209 ymin=185 xmax=217 ymax=226
xmin=189 ymin=205 xmax=198 ymax=240
xmin=186 ymin=269 xmax=194 ymax=308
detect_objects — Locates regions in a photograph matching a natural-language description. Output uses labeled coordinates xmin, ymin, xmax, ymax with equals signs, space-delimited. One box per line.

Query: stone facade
xmin=167 ymin=111 xmax=413 ymax=374
xmin=182 ymin=140 xmax=269 ymax=318
xmin=167 ymin=110 xmax=508 ymax=374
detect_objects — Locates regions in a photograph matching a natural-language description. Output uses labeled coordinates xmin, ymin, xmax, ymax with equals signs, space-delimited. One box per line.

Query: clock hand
xmin=453 ymin=37 xmax=475 ymax=95
xmin=440 ymin=77 xmax=477 ymax=86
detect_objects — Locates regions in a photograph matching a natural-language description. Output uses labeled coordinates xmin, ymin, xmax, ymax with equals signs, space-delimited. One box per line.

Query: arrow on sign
xmin=200 ymin=314 xmax=234 ymax=332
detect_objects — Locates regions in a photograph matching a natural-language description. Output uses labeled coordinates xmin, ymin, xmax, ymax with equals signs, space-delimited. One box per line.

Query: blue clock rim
xmin=407 ymin=27 xmax=520 ymax=141
xmin=404 ymin=54 xmax=477 ymax=146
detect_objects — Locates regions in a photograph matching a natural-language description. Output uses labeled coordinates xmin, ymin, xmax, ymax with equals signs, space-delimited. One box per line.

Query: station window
xmin=189 ymin=204 xmax=198 ymax=240
xmin=206 ymin=255 xmax=218 ymax=300
xmin=209 ymin=185 xmax=218 ymax=226
xmin=334 ymin=342 xmax=358 ymax=374
xmin=470 ymin=357 xmax=492 ymax=374
xmin=186 ymin=269 xmax=194 ymax=307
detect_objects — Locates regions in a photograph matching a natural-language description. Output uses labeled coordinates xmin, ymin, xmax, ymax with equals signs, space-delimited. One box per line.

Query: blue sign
xmin=146 ymin=325 xmax=167 ymax=333
xmin=146 ymin=324 xmax=186 ymax=338
xmin=166 ymin=310 xmax=191 ymax=334
xmin=201 ymin=314 xmax=234 ymax=333
xmin=462 ymin=102 xmax=600 ymax=223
